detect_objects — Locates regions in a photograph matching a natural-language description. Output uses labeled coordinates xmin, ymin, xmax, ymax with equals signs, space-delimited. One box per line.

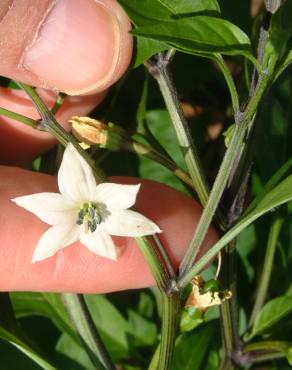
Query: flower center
xmin=76 ymin=202 xmax=102 ymax=233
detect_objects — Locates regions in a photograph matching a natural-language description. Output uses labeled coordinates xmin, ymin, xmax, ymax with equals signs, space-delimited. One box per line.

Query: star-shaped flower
xmin=12 ymin=143 xmax=161 ymax=262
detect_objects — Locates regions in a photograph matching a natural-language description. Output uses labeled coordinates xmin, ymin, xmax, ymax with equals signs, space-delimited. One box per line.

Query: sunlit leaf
xmin=133 ymin=16 xmax=251 ymax=56
xmin=249 ymin=296 xmax=292 ymax=339
xmin=180 ymin=307 xmax=204 ymax=333
xmin=127 ymin=309 xmax=157 ymax=346
xmin=157 ymin=0 xmax=220 ymax=14
xmin=172 ymin=325 xmax=213 ymax=370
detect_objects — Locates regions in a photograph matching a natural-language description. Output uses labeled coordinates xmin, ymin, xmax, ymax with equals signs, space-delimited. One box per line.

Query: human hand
xmin=0 ymin=0 xmax=217 ymax=293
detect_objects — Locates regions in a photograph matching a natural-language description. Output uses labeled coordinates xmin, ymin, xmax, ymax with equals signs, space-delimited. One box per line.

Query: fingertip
xmin=0 ymin=0 xmax=133 ymax=95
xmin=22 ymin=0 xmax=132 ymax=95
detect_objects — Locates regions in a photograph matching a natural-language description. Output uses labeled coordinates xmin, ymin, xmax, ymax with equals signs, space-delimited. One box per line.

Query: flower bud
xmin=70 ymin=116 xmax=130 ymax=152
xmin=69 ymin=116 xmax=107 ymax=146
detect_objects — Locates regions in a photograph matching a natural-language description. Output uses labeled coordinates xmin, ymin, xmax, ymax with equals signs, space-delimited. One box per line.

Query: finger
xmin=0 ymin=0 xmax=133 ymax=164
xmin=0 ymin=88 xmax=106 ymax=164
xmin=0 ymin=167 xmax=218 ymax=293
xmin=0 ymin=0 xmax=133 ymax=95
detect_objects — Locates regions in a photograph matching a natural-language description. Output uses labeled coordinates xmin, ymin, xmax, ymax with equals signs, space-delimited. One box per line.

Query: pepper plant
xmin=1 ymin=0 xmax=292 ymax=369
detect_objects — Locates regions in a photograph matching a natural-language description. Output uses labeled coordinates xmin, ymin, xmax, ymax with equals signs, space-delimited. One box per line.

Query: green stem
xmin=148 ymin=344 xmax=160 ymax=370
xmin=152 ymin=235 xmax=176 ymax=280
xmin=136 ymin=237 xmax=179 ymax=369
xmin=219 ymin=357 xmax=235 ymax=370
xmin=158 ymin=292 xmax=180 ymax=370
xmin=249 ymin=216 xmax=284 ymax=326
xmin=244 ymin=340 xmax=292 ymax=354
xmin=0 ymin=107 xmax=37 ymax=127
xmin=219 ymin=241 xmax=240 ymax=360
xmin=215 ymin=54 xmax=240 ymax=116
xmin=62 ymin=294 xmax=115 ymax=370
xmin=125 ymin=140 xmax=194 ymax=188
xmin=179 ymin=72 xmax=271 ymax=277
xmin=146 ymin=56 xmax=209 ymax=207
xmin=243 ymin=340 xmax=291 ymax=363
xmin=136 ymin=237 xmax=171 ymax=291
xmin=51 ymin=92 xmax=66 ymax=115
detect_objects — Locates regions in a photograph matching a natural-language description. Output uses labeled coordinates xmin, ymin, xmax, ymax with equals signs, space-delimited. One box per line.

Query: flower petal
xmin=94 ymin=183 xmax=140 ymax=211
xmin=58 ymin=143 xmax=97 ymax=202
xmin=104 ymin=210 xmax=162 ymax=237
xmin=12 ymin=193 xmax=75 ymax=225
xmin=32 ymin=223 xmax=80 ymax=263
xmin=80 ymin=227 xmax=117 ymax=260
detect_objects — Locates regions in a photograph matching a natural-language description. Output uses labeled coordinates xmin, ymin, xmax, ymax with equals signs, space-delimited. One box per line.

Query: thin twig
xmin=249 ymin=216 xmax=284 ymax=326
xmin=146 ymin=53 xmax=210 ymax=207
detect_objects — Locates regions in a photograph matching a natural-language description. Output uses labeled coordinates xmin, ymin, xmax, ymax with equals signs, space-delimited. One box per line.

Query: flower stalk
xmin=70 ymin=116 xmax=194 ymax=190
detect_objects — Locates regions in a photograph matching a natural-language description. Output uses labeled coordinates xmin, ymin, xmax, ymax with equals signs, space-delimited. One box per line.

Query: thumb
xmin=0 ymin=0 xmax=133 ymax=95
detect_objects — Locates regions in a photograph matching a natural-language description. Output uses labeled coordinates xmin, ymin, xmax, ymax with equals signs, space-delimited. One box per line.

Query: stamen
xmin=76 ymin=202 xmax=102 ymax=232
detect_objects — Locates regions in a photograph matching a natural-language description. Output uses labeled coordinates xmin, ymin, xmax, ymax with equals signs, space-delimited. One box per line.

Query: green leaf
xmin=0 ymin=341 xmax=41 ymax=370
xmin=157 ymin=0 xmax=220 ymax=15
xmin=127 ymin=309 xmax=157 ymax=347
xmin=138 ymin=292 xmax=155 ymax=319
xmin=172 ymin=325 xmax=213 ymax=370
xmin=85 ymin=295 xmax=129 ymax=359
xmin=57 ymin=295 xmax=130 ymax=368
xmin=270 ymin=1 xmax=292 ymax=35
xmin=0 ymin=326 xmax=57 ymax=370
xmin=249 ymin=296 xmax=292 ymax=339
xmin=263 ymin=1 xmax=292 ymax=70
xmin=56 ymin=333 xmax=92 ymax=370
xmin=134 ymin=38 xmax=168 ymax=67
xmin=247 ymin=158 xmax=292 ymax=215
xmin=180 ymin=307 xmax=204 ymax=333
xmin=117 ymin=0 xmax=171 ymax=66
xmin=132 ymin=16 xmax=251 ymax=56
xmin=11 ymin=293 xmax=77 ymax=341
xmin=287 ymin=347 xmax=292 ymax=366
xmin=139 ymin=109 xmax=188 ymax=193
xmin=118 ymin=0 xmax=172 ymax=25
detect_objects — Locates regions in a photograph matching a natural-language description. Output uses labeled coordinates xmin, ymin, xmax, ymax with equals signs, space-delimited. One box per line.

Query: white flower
xmin=12 ymin=143 xmax=162 ymax=262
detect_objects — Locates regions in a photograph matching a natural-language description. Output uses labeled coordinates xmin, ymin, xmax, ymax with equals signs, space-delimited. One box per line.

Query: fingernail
xmin=22 ymin=0 xmax=121 ymax=95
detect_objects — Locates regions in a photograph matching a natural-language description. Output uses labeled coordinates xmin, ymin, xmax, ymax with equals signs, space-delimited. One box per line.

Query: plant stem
xmin=243 ymin=340 xmax=291 ymax=363
xmin=136 ymin=236 xmax=179 ymax=370
xmin=62 ymin=294 xmax=115 ymax=370
xmin=51 ymin=92 xmax=66 ymax=115
xmin=136 ymin=237 xmax=172 ymax=292
xmin=249 ymin=216 xmax=284 ymax=326
xmin=244 ymin=340 xmax=292 ymax=354
xmin=0 ymin=107 xmax=37 ymax=127
xmin=215 ymin=54 xmax=240 ymax=116
xmin=158 ymin=292 xmax=180 ymax=370
xmin=124 ymin=139 xmax=194 ymax=188
xmin=219 ymin=241 xmax=242 ymax=370
xmin=146 ymin=55 xmax=209 ymax=207
xmin=179 ymin=72 xmax=270 ymax=277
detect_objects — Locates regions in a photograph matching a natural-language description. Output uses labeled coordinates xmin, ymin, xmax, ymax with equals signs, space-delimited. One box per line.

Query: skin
xmin=0 ymin=0 xmax=217 ymax=293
